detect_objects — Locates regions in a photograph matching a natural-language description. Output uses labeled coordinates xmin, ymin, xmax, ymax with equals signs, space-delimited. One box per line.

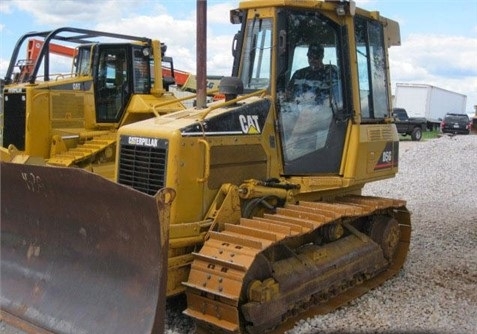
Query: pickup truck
xmin=392 ymin=108 xmax=427 ymax=141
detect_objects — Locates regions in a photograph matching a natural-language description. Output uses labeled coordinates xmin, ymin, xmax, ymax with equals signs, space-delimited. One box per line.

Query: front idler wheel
xmin=368 ymin=215 xmax=401 ymax=261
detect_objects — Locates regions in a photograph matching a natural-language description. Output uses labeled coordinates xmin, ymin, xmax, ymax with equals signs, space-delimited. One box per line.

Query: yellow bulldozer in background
xmin=0 ymin=27 xmax=186 ymax=178
xmin=1 ymin=1 xmax=411 ymax=333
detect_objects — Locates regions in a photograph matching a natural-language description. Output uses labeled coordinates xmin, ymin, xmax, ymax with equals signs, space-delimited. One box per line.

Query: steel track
xmin=184 ymin=195 xmax=411 ymax=333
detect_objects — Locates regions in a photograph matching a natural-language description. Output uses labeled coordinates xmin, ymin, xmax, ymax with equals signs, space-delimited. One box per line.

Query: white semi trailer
xmin=393 ymin=83 xmax=467 ymax=130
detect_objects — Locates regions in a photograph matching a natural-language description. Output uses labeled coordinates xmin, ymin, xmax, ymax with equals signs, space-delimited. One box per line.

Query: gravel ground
xmin=2 ymin=135 xmax=476 ymax=334
xmin=286 ymin=135 xmax=477 ymax=334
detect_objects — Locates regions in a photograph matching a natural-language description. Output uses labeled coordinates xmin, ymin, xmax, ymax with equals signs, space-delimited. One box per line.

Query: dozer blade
xmin=1 ymin=162 xmax=174 ymax=334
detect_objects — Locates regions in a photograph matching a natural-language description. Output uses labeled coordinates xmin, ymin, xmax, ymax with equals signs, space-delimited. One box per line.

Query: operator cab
xmin=75 ymin=43 xmax=173 ymax=124
xmin=232 ymin=7 xmax=392 ymax=176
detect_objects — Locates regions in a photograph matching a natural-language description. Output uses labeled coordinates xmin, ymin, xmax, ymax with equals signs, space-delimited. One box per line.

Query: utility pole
xmin=196 ymin=0 xmax=207 ymax=109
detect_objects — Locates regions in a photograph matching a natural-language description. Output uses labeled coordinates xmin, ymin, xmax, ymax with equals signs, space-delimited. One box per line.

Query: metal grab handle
xmin=197 ymin=139 xmax=210 ymax=183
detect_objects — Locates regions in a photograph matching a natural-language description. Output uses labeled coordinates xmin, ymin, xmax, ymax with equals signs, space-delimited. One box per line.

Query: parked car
xmin=440 ymin=113 xmax=471 ymax=135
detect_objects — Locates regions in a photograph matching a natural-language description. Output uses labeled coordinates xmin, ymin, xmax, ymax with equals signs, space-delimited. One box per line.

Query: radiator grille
xmin=118 ymin=136 xmax=168 ymax=195
xmin=3 ymin=92 xmax=26 ymax=150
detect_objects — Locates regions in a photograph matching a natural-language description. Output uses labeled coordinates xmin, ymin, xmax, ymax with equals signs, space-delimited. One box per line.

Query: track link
xmin=183 ymin=195 xmax=411 ymax=333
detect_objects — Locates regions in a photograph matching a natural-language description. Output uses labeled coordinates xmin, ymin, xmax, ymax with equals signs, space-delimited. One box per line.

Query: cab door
xmin=276 ymin=9 xmax=349 ymax=175
xmin=94 ymin=46 xmax=131 ymax=123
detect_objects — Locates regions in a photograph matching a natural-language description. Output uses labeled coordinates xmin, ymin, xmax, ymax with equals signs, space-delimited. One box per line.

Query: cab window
xmin=355 ymin=16 xmax=389 ymax=119
xmin=75 ymin=47 xmax=92 ymax=76
xmin=240 ymin=18 xmax=272 ymax=90
xmin=132 ymin=47 xmax=150 ymax=93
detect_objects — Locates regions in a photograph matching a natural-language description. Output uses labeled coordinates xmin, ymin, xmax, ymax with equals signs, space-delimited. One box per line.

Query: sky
xmin=1 ymin=0 xmax=476 ymax=113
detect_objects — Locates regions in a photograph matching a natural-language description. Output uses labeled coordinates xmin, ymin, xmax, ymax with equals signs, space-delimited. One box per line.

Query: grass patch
xmin=399 ymin=129 xmax=439 ymax=141
xmin=423 ymin=130 xmax=439 ymax=140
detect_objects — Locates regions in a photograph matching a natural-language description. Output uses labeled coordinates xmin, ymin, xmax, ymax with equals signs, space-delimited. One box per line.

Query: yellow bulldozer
xmin=1 ymin=1 xmax=411 ymax=333
xmin=0 ymin=27 xmax=186 ymax=178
